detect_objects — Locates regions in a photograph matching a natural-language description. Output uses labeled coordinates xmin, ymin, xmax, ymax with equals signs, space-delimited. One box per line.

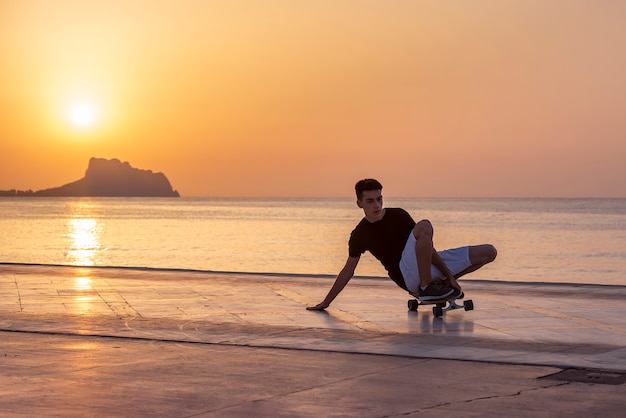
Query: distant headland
xmin=0 ymin=158 xmax=180 ymax=197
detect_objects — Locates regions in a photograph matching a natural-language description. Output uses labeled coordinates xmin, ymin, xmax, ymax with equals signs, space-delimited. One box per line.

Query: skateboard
xmin=407 ymin=292 xmax=474 ymax=318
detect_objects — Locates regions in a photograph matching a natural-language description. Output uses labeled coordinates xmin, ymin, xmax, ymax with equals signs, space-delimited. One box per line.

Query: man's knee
xmin=413 ymin=219 xmax=433 ymax=239
xmin=485 ymin=244 xmax=497 ymax=262
xmin=471 ymin=244 xmax=497 ymax=265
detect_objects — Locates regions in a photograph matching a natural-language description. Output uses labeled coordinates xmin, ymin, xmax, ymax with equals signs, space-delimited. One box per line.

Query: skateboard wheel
xmin=433 ymin=306 xmax=443 ymax=317
xmin=464 ymin=300 xmax=474 ymax=311
xmin=408 ymin=299 xmax=419 ymax=311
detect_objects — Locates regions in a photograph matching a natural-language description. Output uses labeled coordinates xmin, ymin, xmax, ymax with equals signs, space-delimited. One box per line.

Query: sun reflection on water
xmin=66 ymin=203 xmax=104 ymax=266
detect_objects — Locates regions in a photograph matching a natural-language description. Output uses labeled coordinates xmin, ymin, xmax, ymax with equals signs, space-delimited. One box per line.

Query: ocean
xmin=1 ymin=197 xmax=625 ymax=286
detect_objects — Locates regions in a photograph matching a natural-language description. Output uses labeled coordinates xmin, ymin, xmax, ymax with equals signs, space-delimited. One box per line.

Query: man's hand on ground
xmin=306 ymin=302 xmax=329 ymax=311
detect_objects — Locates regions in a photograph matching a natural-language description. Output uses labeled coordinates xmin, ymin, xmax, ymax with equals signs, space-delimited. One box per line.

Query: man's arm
xmin=306 ymin=256 xmax=360 ymax=310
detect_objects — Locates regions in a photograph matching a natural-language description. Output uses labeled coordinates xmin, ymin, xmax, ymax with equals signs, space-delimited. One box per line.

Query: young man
xmin=307 ymin=179 xmax=497 ymax=311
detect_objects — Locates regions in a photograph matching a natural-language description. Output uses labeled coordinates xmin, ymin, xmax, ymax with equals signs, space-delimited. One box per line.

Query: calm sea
xmin=1 ymin=197 xmax=625 ymax=286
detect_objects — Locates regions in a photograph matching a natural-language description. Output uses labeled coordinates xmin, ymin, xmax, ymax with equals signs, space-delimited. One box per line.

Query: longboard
xmin=407 ymin=292 xmax=473 ymax=318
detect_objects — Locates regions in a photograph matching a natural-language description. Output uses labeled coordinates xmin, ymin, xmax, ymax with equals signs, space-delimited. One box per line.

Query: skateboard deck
xmin=407 ymin=292 xmax=473 ymax=318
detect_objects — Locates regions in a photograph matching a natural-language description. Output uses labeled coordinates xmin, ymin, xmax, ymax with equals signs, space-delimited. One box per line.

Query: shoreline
xmin=2 ymin=261 xmax=624 ymax=290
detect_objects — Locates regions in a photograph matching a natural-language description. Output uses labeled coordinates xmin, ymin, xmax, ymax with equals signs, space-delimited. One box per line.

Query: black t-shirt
xmin=348 ymin=208 xmax=416 ymax=290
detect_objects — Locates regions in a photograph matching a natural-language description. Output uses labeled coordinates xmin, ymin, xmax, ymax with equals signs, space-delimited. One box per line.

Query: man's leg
xmin=413 ymin=220 xmax=435 ymax=289
xmin=412 ymin=220 xmax=457 ymax=300
xmin=454 ymin=244 xmax=497 ymax=279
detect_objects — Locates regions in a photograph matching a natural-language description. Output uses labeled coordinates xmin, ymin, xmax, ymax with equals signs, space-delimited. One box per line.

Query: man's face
xmin=357 ymin=189 xmax=384 ymax=222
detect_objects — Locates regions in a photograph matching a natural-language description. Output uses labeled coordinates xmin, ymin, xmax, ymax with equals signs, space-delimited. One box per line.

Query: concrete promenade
xmin=1 ymin=263 xmax=625 ymax=417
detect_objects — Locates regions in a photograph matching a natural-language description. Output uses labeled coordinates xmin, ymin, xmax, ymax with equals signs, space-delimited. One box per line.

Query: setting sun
xmin=67 ymin=102 xmax=98 ymax=128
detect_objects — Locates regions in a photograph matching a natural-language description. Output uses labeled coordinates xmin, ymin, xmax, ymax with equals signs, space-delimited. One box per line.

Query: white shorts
xmin=399 ymin=233 xmax=471 ymax=293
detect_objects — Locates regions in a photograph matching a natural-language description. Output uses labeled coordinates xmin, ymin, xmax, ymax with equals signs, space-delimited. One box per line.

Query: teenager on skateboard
xmin=307 ymin=179 xmax=497 ymax=311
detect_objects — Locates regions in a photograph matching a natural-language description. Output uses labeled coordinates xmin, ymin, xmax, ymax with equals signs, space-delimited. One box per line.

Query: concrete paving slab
xmin=1 ymin=263 xmax=625 ymax=417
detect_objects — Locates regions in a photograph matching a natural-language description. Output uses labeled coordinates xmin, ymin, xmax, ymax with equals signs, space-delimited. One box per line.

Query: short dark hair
xmin=355 ymin=178 xmax=382 ymax=200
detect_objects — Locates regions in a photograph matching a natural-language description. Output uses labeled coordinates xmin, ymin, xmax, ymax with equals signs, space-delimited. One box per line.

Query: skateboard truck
xmin=407 ymin=295 xmax=474 ymax=318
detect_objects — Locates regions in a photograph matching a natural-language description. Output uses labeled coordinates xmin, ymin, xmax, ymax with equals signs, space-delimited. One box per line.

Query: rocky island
xmin=0 ymin=158 xmax=180 ymax=197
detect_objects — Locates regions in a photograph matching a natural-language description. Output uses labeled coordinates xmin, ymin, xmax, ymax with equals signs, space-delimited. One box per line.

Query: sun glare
xmin=67 ymin=102 xmax=99 ymax=128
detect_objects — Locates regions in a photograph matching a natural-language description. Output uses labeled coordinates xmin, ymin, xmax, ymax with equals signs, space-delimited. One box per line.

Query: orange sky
xmin=1 ymin=0 xmax=625 ymax=197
